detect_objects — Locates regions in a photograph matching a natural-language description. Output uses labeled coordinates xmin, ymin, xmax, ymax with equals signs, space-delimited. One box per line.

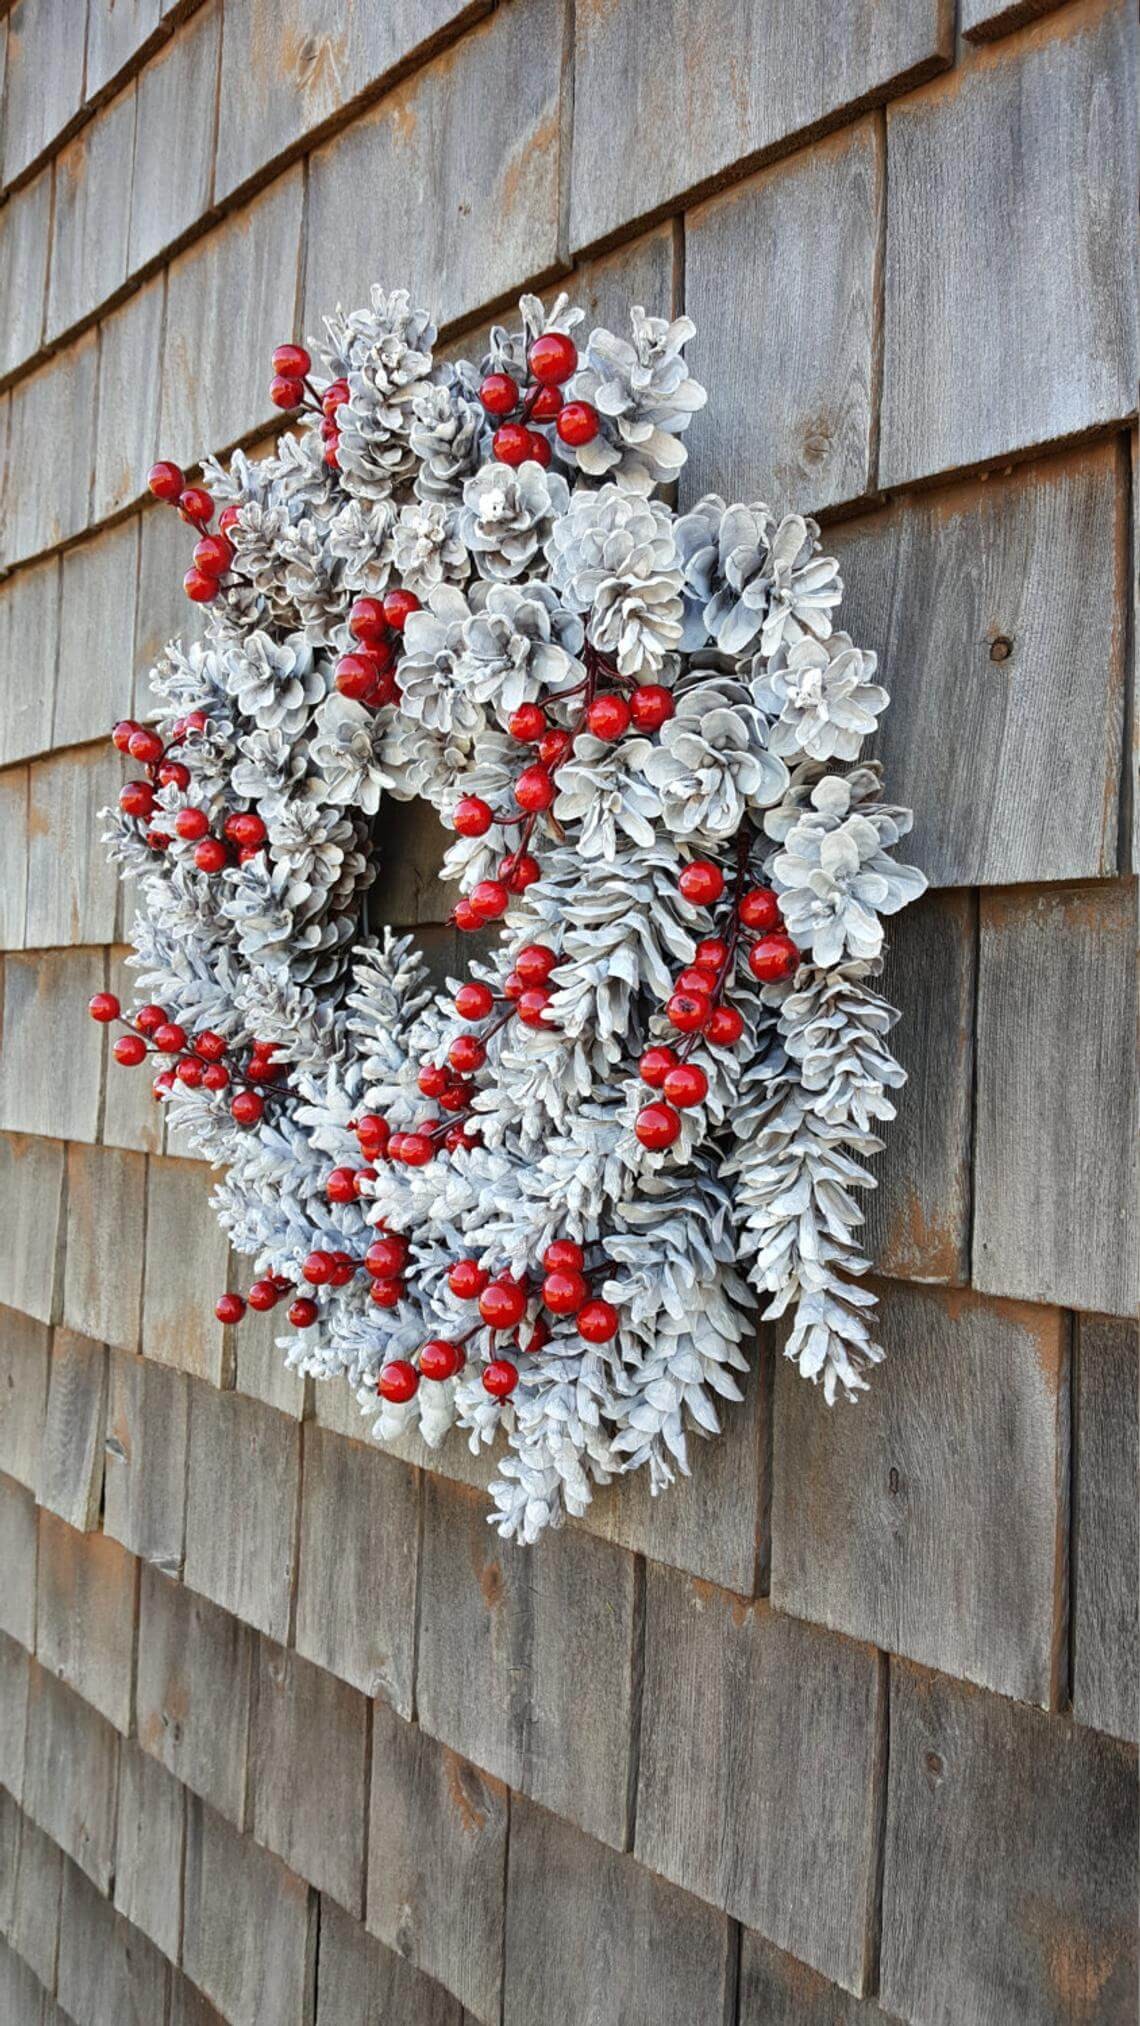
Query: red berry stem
xmin=675 ymin=822 xmax=754 ymax=1064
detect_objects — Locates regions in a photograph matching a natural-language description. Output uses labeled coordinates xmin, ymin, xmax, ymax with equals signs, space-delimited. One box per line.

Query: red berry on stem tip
xmin=134 ymin=1003 xmax=167 ymax=1035
xmin=636 ymin=1101 xmax=682 ymax=1150
xmin=543 ymin=1239 xmax=585 ymax=1272
xmin=270 ymin=376 xmax=305 ymax=407
xmin=578 ymin=1299 xmax=620 ymax=1344
xmin=525 ymin=429 xmax=552 ymax=468
xmin=127 ymin=726 xmax=164 ymax=765
xmin=175 ymin=807 xmax=210 ymax=842
xmin=639 ymin=1043 xmax=679 ymax=1087
xmin=449 ymin=1257 xmax=489 ymax=1299
xmin=330 ymin=1252 xmax=357 ymax=1287
xmin=175 ymin=1055 xmax=203 ymax=1087
xmin=470 ymin=879 xmax=509 ymax=921
xmin=202 ymin=1062 xmax=230 ymax=1091
xmin=666 ymin=988 xmax=712 ymax=1033
xmin=335 ymin=652 xmax=379 ymax=702
xmin=378 ymin=1360 xmax=419 ymax=1404
xmin=321 ymin=378 xmax=349 ymax=415
xmin=508 ymin=702 xmax=546 ymax=742
xmin=247 ymin=1278 xmax=279 ymax=1311
xmin=528 ymin=331 xmax=578 ymax=384
xmin=112 ymin=719 xmax=138 ymax=753
xmin=479 ymin=372 xmax=519 ymax=416
xmin=530 ymin=384 xmax=563 ymax=420
xmin=695 ymin=938 xmax=729 ymax=969
xmin=420 ymin=1339 xmax=463 ymax=1382
xmin=542 ymin=1266 xmax=589 ymax=1315
xmin=193 ymin=533 xmax=234 ymax=577
xmin=352 ymin=1166 xmax=377 ymax=1197
xmin=482 ymin=1359 xmax=519 ymax=1399
xmin=479 ymin=1278 xmax=526 ymax=1330
xmin=448 ymin=1033 xmax=486 ymax=1074
xmin=114 ymin=1033 xmax=148 ymax=1067
xmin=538 ymin=726 xmax=572 ymax=768
xmin=325 ymin=1166 xmax=357 ymax=1203
xmin=215 ymin=1293 xmax=246 ymax=1324
xmin=157 ymin=759 xmax=190 ymax=791
xmin=707 ymin=1003 xmax=745 ymax=1046
xmin=514 ymin=764 xmax=555 ymax=812
xmin=418 ymin=1063 xmax=449 ymax=1099
xmin=120 ymin=781 xmax=156 ymax=820
xmin=629 ymin=684 xmax=675 ymax=731
xmin=556 ymin=400 xmax=600 ymax=447
xmin=739 ymin=888 xmax=782 ymax=931
xmin=184 ymin=567 xmax=218 ymax=604
xmin=663 ymin=1062 xmax=708 ymax=1108
xmin=586 ymin=693 xmax=631 ymax=741
xmin=88 ymin=991 xmax=121 ymax=1023
xmin=288 ymin=1297 xmax=319 ymax=1328
xmin=178 ymin=486 xmax=214 ymax=526
xmin=516 ymin=987 xmax=552 ymax=1028
xmin=515 ymin=943 xmax=557 ymax=985
xmin=224 ymin=811 xmax=266 ymax=849
xmin=455 ymin=980 xmax=495 ymax=1021
xmin=382 ymin=587 xmax=420 ymax=631
xmin=152 ymin=1021 xmax=187 ymax=1054
xmin=492 ymin=422 xmax=533 ymax=467
xmin=272 ymin=343 xmax=311 ymax=378
xmin=218 ymin=505 xmax=241 ymax=536
xmin=147 ymin=460 xmax=184 ymax=502
xmin=748 ymin=933 xmax=799 ymax=983
xmin=302 ymin=1251 xmax=336 ymax=1286
xmin=231 ymin=1089 xmax=265 ymax=1127
xmin=354 ymin=1113 xmax=389 ymax=1158
xmin=439 ymin=1078 xmax=472 ymax=1113
xmin=399 ymin=1133 xmax=433 ymax=1167
xmin=194 ymin=837 xmax=227 ymax=874
xmin=367 ymin=1276 xmax=402 ymax=1309
xmin=452 ymin=899 xmax=481 ymax=932
xmin=453 ymin=795 xmax=493 ymax=838
xmin=348 ymin=596 xmax=387 ymax=645
xmin=678 ymin=860 xmax=725 ymax=905
xmin=676 ymin=965 xmax=719 ymax=995
xmin=502 ymin=852 xmax=540 ymax=893
xmin=152 ymin=1068 xmax=177 ymax=1098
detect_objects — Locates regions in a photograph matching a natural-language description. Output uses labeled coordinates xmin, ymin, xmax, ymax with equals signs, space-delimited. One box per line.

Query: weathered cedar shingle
xmin=295 ymin=1425 xmax=418 ymax=1711
xmin=0 ymin=952 xmax=105 ymax=1144
xmin=22 ymin=1664 xmax=119 ymax=1894
xmin=128 ymin=2 xmax=221 ymax=271
xmin=4 ymin=1803 xmax=63 ymax=1996
xmin=113 ymin=1734 xmax=186 ymax=1963
xmin=0 ymin=1474 xmax=37 ymax=1650
xmin=2 ymin=334 xmax=98 ymax=568
xmin=141 ymin=1158 xmax=229 ymax=1384
xmin=183 ymin=1794 xmax=316 ymax=2026
xmin=0 ymin=164 xmax=50 ymax=382
xmin=1073 ymin=1317 xmax=1139 ymax=1743
xmin=1 ymin=0 xmax=87 ymax=186
xmin=62 ymin=1142 xmax=146 ymax=1352
xmin=53 ymin=519 xmax=140 ymax=752
xmin=0 ymin=1306 xmax=50 ymax=1493
xmin=0 ymin=556 xmax=60 ymax=769
xmin=319 ymin=1893 xmax=466 ymax=2026
xmin=0 ymin=1631 xmax=30 ymax=1799
xmin=46 ymin=83 xmax=137 ymax=342
xmin=92 ymin=275 xmax=166 ymax=525
xmin=0 ymin=1137 xmax=66 ymax=1326
xmin=183 ymin=1384 xmax=300 ymax=1641
xmin=35 ymin=1507 xmax=137 ymax=1733
xmin=103 ymin=1350 xmax=189 ymax=1576
xmin=251 ymin=1639 xmax=370 ymax=1915
xmin=136 ymin=1562 xmax=254 ymax=1827
xmin=38 ymin=1329 xmax=107 ymax=1534
xmin=57 ymin=1855 xmax=171 ymax=2026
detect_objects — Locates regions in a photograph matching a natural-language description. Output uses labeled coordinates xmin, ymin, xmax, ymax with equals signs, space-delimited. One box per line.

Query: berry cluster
xmin=111 ymin=710 xmax=270 ymax=874
xmin=146 ymin=457 xmax=237 ymax=605
xmin=213 ymin=1210 xmax=411 ymax=1331
xmin=634 ymin=854 xmax=798 ymax=1150
xmin=334 ymin=588 xmax=419 ymax=713
xmin=266 ymin=341 xmax=347 ymax=470
xmin=478 ymin=330 xmax=599 ymax=468
xmin=87 ymin=992 xmax=284 ymax=1128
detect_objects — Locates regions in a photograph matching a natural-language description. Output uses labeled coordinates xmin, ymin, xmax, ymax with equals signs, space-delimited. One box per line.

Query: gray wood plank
xmin=0 ymin=1631 xmax=30 ymax=1800
xmin=319 ymin=1893 xmax=465 ymax=2026
xmin=0 ymin=164 xmax=51 ymax=379
xmin=2 ymin=335 xmax=98 ymax=569
xmin=141 ymin=1157 xmax=229 ymax=1385
xmin=0 ymin=1306 xmax=50 ymax=1493
xmin=128 ymin=1 xmax=220 ymax=271
xmin=232 ymin=1279 xmax=307 ymax=1418
xmin=103 ymin=1350 xmax=189 ymax=1577
xmin=100 ymin=946 xmax=166 ymax=1158
xmin=251 ymin=1638 xmax=369 ymax=1915
xmin=53 ymin=519 xmax=140 ymax=753
xmin=684 ymin=118 xmax=881 ymax=517
xmin=183 ymin=1794 xmax=316 ymax=2026
xmin=304 ymin=0 xmax=562 ymax=339
xmin=0 ymin=764 xmax=29 ymax=951
xmin=5 ymin=1805 xmax=63 ymax=1997
xmin=34 ymin=1508 xmax=136 ymax=1734
xmin=22 ymin=1664 xmax=120 ymax=1894
xmin=1 ymin=0 xmax=87 ymax=185
xmin=169 ymin=1969 xmax=230 ymax=2026
xmin=183 ymin=1384 xmax=300 ymax=1641
xmin=0 ymin=951 xmax=105 ymax=1145
xmin=504 ymin=1794 xmax=735 ymax=2026
xmin=772 ymin=1282 xmax=1068 ymax=1705
xmin=0 ymin=1137 xmax=66 ymax=1327
xmin=1073 ymin=1316 xmax=1139 ymax=1743
xmin=91 ymin=274 xmax=166 ymax=527
xmin=38 ymin=1330 xmax=107 ymax=1534
xmin=832 ymin=444 xmax=1127 ymax=888
xmin=635 ymin=1568 xmax=884 ymax=1992
xmin=740 ymin=1930 xmax=887 ymax=2023
xmin=113 ymin=1733 xmax=186 ymax=1962
xmin=880 ymin=1661 xmax=1139 ymax=2025
xmin=880 ymin=0 xmax=1138 ymax=486
xmin=0 ymin=1474 xmax=37 ymax=1648
xmin=136 ymin=1561 xmax=254 ymax=1827
xmin=295 ymin=1426 xmax=418 ymax=1711
xmin=0 ymin=1933 xmax=52 ymax=2026
xmin=963 ymin=0 xmax=1069 ymax=36
xmin=0 ymin=555 xmax=59 ymax=770
xmin=85 ymin=0 xmax=163 ymax=98
xmin=46 ymin=81 xmax=136 ymax=342
xmin=367 ymin=1698 xmax=508 ymax=2026
xmin=569 ymin=0 xmax=948 ymax=251
xmin=133 ymin=500 xmax=205 ymax=716
xmin=56 ymin=1856 xmax=170 ymax=2026
xmin=61 ymin=1142 xmax=145 ymax=1354
xmin=974 ymin=881 xmax=1138 ymax=1315
xmin=416 ymin=1477 xmax=640 ymax=1849
xmin=865 ymin=889 xmax=974 ymax=1283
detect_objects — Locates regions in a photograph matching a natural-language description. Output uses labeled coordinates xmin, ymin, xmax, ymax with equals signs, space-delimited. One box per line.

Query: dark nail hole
xmin=888 ymin=1465 xmax=901 ymax=1494
xmin=989 ymin=636 xmax=1013 ymax=662
xmin=925 ymin=1751 xmax=945 ymax=1784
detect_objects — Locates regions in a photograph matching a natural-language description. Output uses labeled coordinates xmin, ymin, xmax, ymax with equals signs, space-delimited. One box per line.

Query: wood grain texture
xmin=103 ymin=1350 xmax=189 ymax=1576
xmin=773 ymin=1283 xmax=1068 ymax=1703
xmin=1 ymin=0 xmax=87 ymax=185
xmin=0 ymin=1933 xmax=54 ymax=2025
xmin=85 ymin=0 xmax=163 ymax=98
xmin=865 ymin=889 xmax=974 ymax=1283
xmin=973 ymin=881 xmax=1138 ymax=1314
xmin=62 ymin=1142 xmax=145 ymax=1352
xmin=136 ymin=1561 xmax=254 ymax=1826
xmin=569 ymin=0 xmax=949 ymax=250
xmin=319 ymin=1892 xmax=466 ymax=2026
xmin=3 ymin=1803 xmax=63 ymax=1996
xmin=0 ymin=1632 xmax=29 ymax=1799
xmin=251 ymin=1638 xmax=369 ymax=1914
xmin=46 ymin=81 xmax=136 ymax=342
xmin=0 ymin=950 xmax=105 ymax=1144
xmin=416 ymin=1477 xmax=640 ymax=1849
xmin=214 ymin=0 xmax=487 ymax=199
xmin=38 ymin=1329 xmax=107 ymax=1534
xmin=880 ymin=0 xmax=1138 ymax=486
xmin=367 ymin=1697 xmax=508 ymax=2025
xmin=134 ymin=501 xmax=206 ymax=710
xmin=169 ymin=1970 xmax=230 ymax=2026
xmin=683 ymin=119 xmax=881 ymax=516
xmin=0 ymin=1472 xmax=37 ymax=1647
xmin=1073 ymin=1316 xmax=1139 ymax=1742
xmin=294 ymin=1426 xmax=418 ymax=1711
xmin=128 ymin=1 xmax=220 ymax=271
xmin=183 ymin=1793 xmax=316 ymax=2026
xmin=92 ymin=274 xmax=166 ymax=526
xmin=56 ymin=1855 xmax=170 ymax=2026
xmin=504 ymin=1794 xmax=736 ymax=2026
xmin=53 ymin=520 xmax=140 ymax=753
xmin=2 ymin=335 xmax=98 ymax=569
xmin=635 ymin=1569 xmax=884 ymax=1991
xmin=304 ymin=0 xmax=562 ymax=338
xmin=113 ymin=1734 xmax=186 ymax=1961
xmin=0 ymin=555 xmax=59 ymax=769
xmin=141 ymin=1157 xmax=229 ymax=1383
xmin=0 ymin=1305 xmax=50 ymax=1492
xmin=832 ymin=445 xmax=1128 ymax=888
xmin=963 ymin=0 xmax=1069 ymax=37
xmin=34 ymin=1507 xmax=137 ymax=1733
xmin=183 ymin=1384 xmax=300 ymax=1640
xmin=232 ymin=1280 xmax=307 ymax=1418
xmin=0 ymin=1136 xmax=65 ymax=1326
xmin=880 ymin=1661 xmax=1139 ymax=2024
xmin=740 ymin=1930 xmax=887 ymax=2023
xmin=101 ymin=945 xmax=165 ymax=1155
xmin=0 ymin=164 xmax=51 ymax=378
xmin=0 ymin=765 xmax=29 ymax=950
xmin=22 ymin=1664 xmax=119 ymax=1894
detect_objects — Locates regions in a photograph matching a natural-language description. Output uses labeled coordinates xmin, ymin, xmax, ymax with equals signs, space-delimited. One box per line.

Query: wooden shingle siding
xmin=135 ymin=1562 xmax=254 ymax=1826
xmin=1072 ymin=1317 xmax=1139 ymax=1743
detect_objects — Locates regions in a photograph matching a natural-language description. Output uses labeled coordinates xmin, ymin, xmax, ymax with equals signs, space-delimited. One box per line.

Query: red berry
xmin=418 ymin=1063 xmax=449 ymax=1099
xmin=202 ymin=1063 xmax=230 ymax=1091
xmin=502 ymin=971 xmax=524 ymax=1002
xmin=663 ymin=1063 xmax=708 ymax=1108
xmin=739 ymin=888 xmax=782 ymax=932
xmin=194 ymin=837 xmax=227 ymax=873
xmin=748 ymin=934 xmax=799 ymax=983
xmin=183 ymin=566 xmax=218 ymax=604
xmin=635 ymin=1101 xmax=682 ymax=1150
xmin=113 ymin=1033 xmax=148 ymax=1067
xmin=676 ymin=965 xmax=719 ymax=995
xmin=666 ymin=988 xmax=712 ymax=1033
xmin=175 ymin=1055 xmax=203 ymax=1087
xmin=355 ymin=1113 xmax=390 ymax=1158
xmin=152 ymin=1022 xmax=187 ymax=1054
xmin=470 ymin=879 xmax=509 ymax=920
xmin=453 ymin=795 xmax=494 ymax=838
xmin=218 ymin=506 xmax=241 ymax=536
xmin=455 ymin=980 xmax=495 ymax=1020
xmin=272 ymin=343 xmax=311 ymax=378
xmin=382 ymin=587 xmax=420 ymax=631
xmin=538 ymin=727 xmax=572 ymax=768
xmin=175 ymin=807 xmax=210 ymax=841
xmin=270 ymin=375 xmax=304 ymax=409
xmin=147 ymin=460 xmax=184 ymax=503
xmin=215 ymin=1293 xmax=246 ymax=1324
xmin=419 ymin=1339 xmax=464 ymax=1382
xmin=492 ymin=422 xmax=532 ymax=466
xmin=112 ymin=719 xmax=138 ymax=753
xmin=323 ymin=442 xmax=341 ymax=470
xmin=134 ymin=1003 xmax=167 ymax=1035
xmin=482 ymin=1359 xmax=519 ymax=1399
xmin=639 ymin=1044 xmax=679 ymax=1087
xmin=335 ymin=652 xmax=379 ymax=702
xmin=515 ymin=943 xmax=557 ymax=985
xmin=531 ymin=385 xmax=563 ymax=420
xmin=629 ymin=684 xmax=675 ymax=731
xmin=516 ymin=988 xmax=552 ymax=1028
xmin=348 ymin=596 xmax=387 ymax=646
xmin=528 ymin=331 xmax=578 ymax=385
xmin=446 ymin=1262 xmax=486 ymax=1306
xmin=127 ymin=726 xmax=165 ymax=765
xmin=157 ymin=759 xmax=190 ymax=791
xmin=438 ymin=1079 xmax=472 ymax=1113
xmin=302 ymin=1250 xmax=336 ymax=1286
xmin=479 ymin=1278 xmax=527 ymax=1331
xmin=378 ymin=1360 xmax=419 ymax=1404
xmin=369 ymin=1278 xmax=403 ymax=1309
xmin=152 ymin=1069 xmax=176 ymax=1098
xmin=326 ymin=1166 xmax=357 ymax=1203
xmin=578 ymin=1299 xmax=619 ymax=1344
xmin=542 ymin=1266 xmax=589 ymax=1315
xmin=322 ymin=378 xmax=349 ymax=415
xmin=543 ymin=1239 xmax=585 ymax=1272
xmin=88 ymin=991 xmax=121 ymax=1024
xmin=556 ymin=401 xmax=600 ymax=447
xmin=448 ymin=1034 xmax=486 ymax=1074
xmin=479 ymin=372 xmax=519 ymax=416
xmin=508 ymin=702 xmax=546 ymax=742
xmin=194 ymin=533 xmax=234 ymax=577
xmin=695 ymin=938 xmax=729 ymax=970
xmin=329 ymin=1252 xmax=356 ymax=1287
xmin=453 ymin=899 xmax=481 ymax=932
xmin=678 ymin=860 xmax=725 ymax=906
xmin=585 ymin=694 xmax=630 ymax=741
xmin=288 ymin=1297 xmax=319 ymax=1328
xmin=145 ymin=828 xmax=170 ymax=852
xmin=707 ymin=1003 xmax=745 ymax=1046
xmin=501 ymin=852 xmax=540 ymax=893
xmin=525 ymin=429 xmax=552 ymax=468
xmin=352 ymin=1167 xmax=377 ymax=1197
xmin=224 ymin=811 xmax=266 ymax=849
xmin=120 ymin=781 xmax=156 ymax=820
xmin=178 ymin=486 xmax=214 ymax=527
xmin=398 ymin=1132 xmax=433 ymax=1167
xmin=231 ymin=1089 xmax=265 ymax=1127
xmin=247 ymin=1278 xmax=280 ymax=1312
